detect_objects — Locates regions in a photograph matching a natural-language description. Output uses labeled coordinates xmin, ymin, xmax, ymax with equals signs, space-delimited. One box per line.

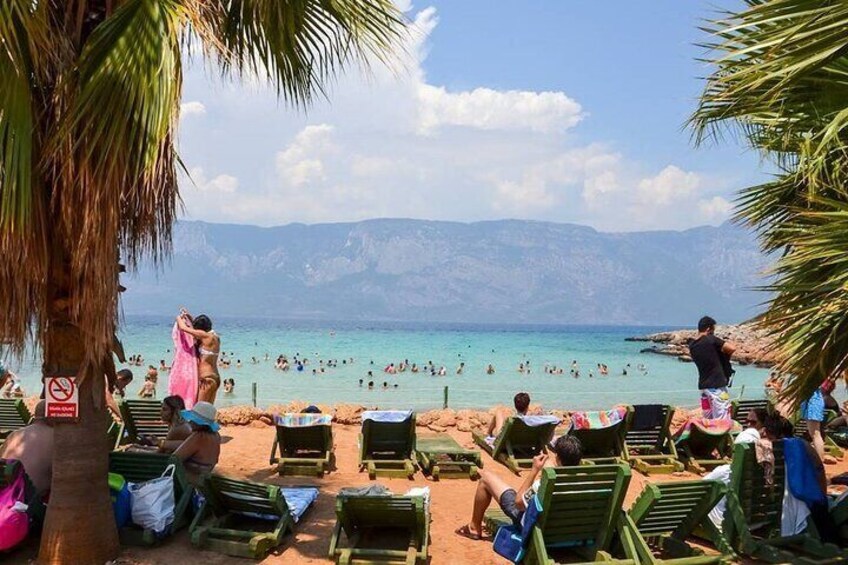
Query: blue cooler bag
xmin=109 ymin=472 xmax=131 ymax=528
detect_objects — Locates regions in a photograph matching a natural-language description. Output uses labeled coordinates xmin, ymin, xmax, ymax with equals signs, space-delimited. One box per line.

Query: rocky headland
xmin=627 ymin=323 xmax=775 ymax=367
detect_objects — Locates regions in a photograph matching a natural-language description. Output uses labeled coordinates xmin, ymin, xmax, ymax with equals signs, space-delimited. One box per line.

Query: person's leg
xmin=808 ymin=420 xmax=825 ymax=460
xmin=487 ymin=409 xmax=506 ymax=437
xmin=468 ymin=468 xmax=514 ymax=536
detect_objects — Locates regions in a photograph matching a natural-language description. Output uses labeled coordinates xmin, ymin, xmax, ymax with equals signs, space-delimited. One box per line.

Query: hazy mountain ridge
xmin=124 ymin=219 xmax=769 ymax=325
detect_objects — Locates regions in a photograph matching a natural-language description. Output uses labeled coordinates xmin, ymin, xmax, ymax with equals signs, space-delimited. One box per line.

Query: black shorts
xmin=498 ymin=489 xmax=524 ymax=527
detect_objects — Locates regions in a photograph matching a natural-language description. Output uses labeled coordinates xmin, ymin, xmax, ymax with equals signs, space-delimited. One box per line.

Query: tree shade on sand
xmin=691 ymin=0 xmax=848 ymax=405
xmin=0 ymin=1 xmax=404 ymax=562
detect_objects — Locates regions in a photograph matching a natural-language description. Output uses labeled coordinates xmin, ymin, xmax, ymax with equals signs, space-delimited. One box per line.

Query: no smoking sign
xmin=46 ymin=376 xmax=79 ymax=420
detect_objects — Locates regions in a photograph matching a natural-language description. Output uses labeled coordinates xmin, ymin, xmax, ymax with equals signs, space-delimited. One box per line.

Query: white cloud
xmin=187 ymin=167 xmax=238 ymax=193
xmin=275 ymin=125 xmax=335 ymax=187
xmin=699 ymin=196 xmax=733 ymax=222
xmin=180 ymin=101 xmax=206 ymax=117
xmin=637 ymin=165 xmax=700 ymax=206
xmin=176 ymin=5 xmax=737 ymax=231
xmin=417 ymin=86 xmax=583 ymax=134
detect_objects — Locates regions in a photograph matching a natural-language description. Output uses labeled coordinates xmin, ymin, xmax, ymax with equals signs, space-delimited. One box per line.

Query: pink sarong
xmin=167 ymin=322 xmax=198 ymax=409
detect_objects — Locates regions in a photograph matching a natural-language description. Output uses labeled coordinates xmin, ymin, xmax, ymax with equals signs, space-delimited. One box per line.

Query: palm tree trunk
xmin=38 ymin=266 xmax=119 ymax=563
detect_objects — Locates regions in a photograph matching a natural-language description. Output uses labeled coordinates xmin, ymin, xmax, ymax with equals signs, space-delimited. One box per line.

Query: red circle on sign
xmin=48 ymin=377 xmax=75 ymax=402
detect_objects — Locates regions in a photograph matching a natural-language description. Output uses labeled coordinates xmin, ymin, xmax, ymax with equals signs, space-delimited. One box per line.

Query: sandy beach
xmin=10 ymin=402 xmax=848 ymax=565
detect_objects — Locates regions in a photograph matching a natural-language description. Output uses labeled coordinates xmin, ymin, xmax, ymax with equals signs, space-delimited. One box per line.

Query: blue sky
xmin=178 ymin=0 xmax=765 ymax=231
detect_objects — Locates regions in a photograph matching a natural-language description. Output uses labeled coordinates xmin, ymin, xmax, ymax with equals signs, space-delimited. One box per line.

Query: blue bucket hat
xmin=181 ymin=401 xmax=220 ymax=432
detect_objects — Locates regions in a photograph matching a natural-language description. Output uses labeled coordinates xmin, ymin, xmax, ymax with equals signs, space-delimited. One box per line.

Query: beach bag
xmin=109 ymin=473 xmax=131 ymax=529
xmin=0 ymin=462 xmax=30 ymax=551
xmin=493 ymin=495 xmax=543 ymax=563
xmin=129 ymin=464 xmax=175 ymax=534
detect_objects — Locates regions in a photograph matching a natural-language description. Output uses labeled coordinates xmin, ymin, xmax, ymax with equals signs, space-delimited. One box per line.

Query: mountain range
xmin=123 ymin=219 xmax=771 ymax=326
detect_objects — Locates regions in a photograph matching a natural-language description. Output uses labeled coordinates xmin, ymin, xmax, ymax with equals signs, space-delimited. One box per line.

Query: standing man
xmin=689 ymin=316 xmax=736 ymax=419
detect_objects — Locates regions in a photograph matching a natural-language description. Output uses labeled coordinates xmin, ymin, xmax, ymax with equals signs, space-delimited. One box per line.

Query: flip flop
xmin=455 ymin=525 xmax=485 ymax=541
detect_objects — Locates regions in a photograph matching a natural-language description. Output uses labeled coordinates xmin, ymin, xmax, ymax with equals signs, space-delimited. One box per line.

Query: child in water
xmin=223 ymin=378 xmax=234 ymax=394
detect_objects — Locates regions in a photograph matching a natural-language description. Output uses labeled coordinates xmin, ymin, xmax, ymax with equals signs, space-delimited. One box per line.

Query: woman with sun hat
xmin=172 ymin=400 xmax=221 ymax=484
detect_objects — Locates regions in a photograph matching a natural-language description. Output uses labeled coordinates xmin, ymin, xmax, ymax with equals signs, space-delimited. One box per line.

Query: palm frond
xmin=189 ymin=0 xmax=406 ymax=105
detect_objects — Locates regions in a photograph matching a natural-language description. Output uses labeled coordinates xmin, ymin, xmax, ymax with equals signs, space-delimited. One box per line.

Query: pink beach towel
xmin=167 ymin=322 xmax=198 ymax=409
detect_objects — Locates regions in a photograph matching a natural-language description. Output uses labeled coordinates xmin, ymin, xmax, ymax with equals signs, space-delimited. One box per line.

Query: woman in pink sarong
xmin=168 ymin=315 xmax=199 ymax=409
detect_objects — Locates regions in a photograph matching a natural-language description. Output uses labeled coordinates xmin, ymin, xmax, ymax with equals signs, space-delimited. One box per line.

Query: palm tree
xmin=691 ymin=0 xmax=848 ymax=405
xmin=0 ymin=1 xmax=403 ymax=562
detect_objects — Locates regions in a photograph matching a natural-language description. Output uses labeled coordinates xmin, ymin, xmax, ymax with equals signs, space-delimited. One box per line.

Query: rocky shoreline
xmin=627 ymin=323 xmax=775 ymax=367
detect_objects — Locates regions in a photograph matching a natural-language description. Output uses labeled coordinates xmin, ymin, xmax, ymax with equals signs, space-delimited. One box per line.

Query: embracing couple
xmin=170 ymin=309 xmax=222 ymax=406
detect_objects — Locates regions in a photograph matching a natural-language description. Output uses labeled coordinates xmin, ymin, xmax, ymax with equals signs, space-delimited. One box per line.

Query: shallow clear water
xmin=7 ymin=316 xmax=771 ymax=411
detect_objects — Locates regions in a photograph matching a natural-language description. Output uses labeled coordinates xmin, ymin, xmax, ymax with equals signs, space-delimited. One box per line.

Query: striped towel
xmin=674 ymin=417 xmax=740 ymax=443
xmin=274 ymin=413 xmax=332 ymax=427
xmin=570 ymin=406 xmax=627 ymax=430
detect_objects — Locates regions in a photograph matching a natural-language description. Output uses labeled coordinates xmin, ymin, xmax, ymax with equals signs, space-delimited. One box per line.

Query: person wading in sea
xmin=688 ymin=316 xmax=736 ymax=420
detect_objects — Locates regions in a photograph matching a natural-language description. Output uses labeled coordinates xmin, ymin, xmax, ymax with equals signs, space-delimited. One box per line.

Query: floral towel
xmin=674 ymin=417 xmax=740 ymax=443
xmin=362 ymin=410 xmax=413 ymax=423
xmin=570 ymin=406 xmax=628 ymax=431
xmin=274 ymin=413 xmax=332 ymax=427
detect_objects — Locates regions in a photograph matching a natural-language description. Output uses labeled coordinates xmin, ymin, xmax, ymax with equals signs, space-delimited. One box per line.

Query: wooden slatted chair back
xmin=629 ymin=480 xmax=724 ymax=538
xmin=729 ymin=440 xmax=785 ymax=538
xmin=278 ymin=424 xmax=330 ymax=456
xmin=0 ymin=399 xmax=31 ymax=433
xmin=535 ymin=464 xmax=631 ymax=551
xmin=493 ymin=417 xmax=556 ymax=459
xmin=362 ymin=416 xmax=415 ymax=459
xmin=207 ymin=475 xmax=286 ymax=517
xmin=337 ymin=495 xmax=425 ymax=543
xmin=109 ymin=451 xmax=189 ymax=501
xmin=625 ymin=405 xmax=670 ymax=451
xmin=570 ymin=419 xmax=627 ymax=459
xmin=120 ymin=399 xmax=169 ymax=441
xmin=731 ymin=399 xmax=770 ymax=425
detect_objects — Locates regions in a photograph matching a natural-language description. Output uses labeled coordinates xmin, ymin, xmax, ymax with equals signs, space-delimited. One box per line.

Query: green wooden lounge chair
xmin=675 ymin=422 xmax=733 ymax=475
xmin=108 ymin=451 xmax=193 ymax=546
xmin=729 ymin=398 xmax=771 ymax=426
xmin=484 ymin=464 xmax=641 ymax=564
xmin=328 ymin=493 xmax=429 ymax=564
xmin=623 ymin=405 xmax=684 ymax=475
xmin=359 ymin=413 xmax=417 ymax=480
xmin=720 ymin=441 xmax=848 ymax=564
xmin=472 ymin=416 xmax=557 ymax=475
xmin=567 ymin=407 xmax=632 ymax=465
xmin=627 ymin=479 xmax=730 ymax=564
xmin=190 ymin=474 xmax=295 ymax=559
xmin=269 ymin=415 xmax=333 ymax=477
xmin=414 ymin=433 xmax=481 ymax=480
xmin=116 ymin=399 xmax=168 ymax=446
xmin=0 ymin=398 xmax=31 ymax=444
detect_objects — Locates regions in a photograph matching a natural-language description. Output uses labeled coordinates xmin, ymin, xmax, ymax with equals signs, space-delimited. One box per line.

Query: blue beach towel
xmin=784 ymin=438 xmax=826 ymax=507
xmin=493 ymin=495 xmax=543 ymax=563
xmin=281 ymin=487 xmax=319 ymax=523
xmin=362 ymin=410 xmax=413 ymax=423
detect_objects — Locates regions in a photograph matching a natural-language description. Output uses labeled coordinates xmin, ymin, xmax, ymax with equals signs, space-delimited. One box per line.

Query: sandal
xmin=455 ymin=524 xmax=485 ymax=541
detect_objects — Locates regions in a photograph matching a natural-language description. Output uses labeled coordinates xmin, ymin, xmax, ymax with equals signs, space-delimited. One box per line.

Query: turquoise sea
xmin=8 ymin=316 xmax=771 ymax=411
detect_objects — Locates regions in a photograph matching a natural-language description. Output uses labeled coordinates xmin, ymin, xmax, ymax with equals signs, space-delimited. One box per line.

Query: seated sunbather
xmin=456 ymin=435 xmax=582 ymax=541
xmin=130 ymin=395 xmax=192 ymax=453
xmin=173 ymin=401 xmax=221 ymax=484
xmin=0 ymin=401 xmax=53 ymax=497
xmin=487 ymin=392 xmax=530 ymax=438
